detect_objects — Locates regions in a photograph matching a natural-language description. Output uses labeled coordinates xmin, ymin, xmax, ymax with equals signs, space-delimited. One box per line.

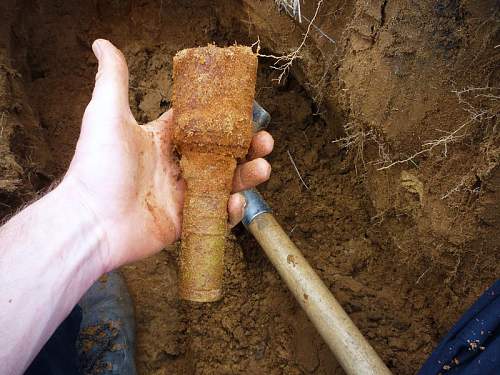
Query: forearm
xmin=0 ymin=178 xmax=108 ymax=375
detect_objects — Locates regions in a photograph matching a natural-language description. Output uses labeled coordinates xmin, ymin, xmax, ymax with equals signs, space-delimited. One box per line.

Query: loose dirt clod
xmin=172 ymin=45 xmax=257 ymax=302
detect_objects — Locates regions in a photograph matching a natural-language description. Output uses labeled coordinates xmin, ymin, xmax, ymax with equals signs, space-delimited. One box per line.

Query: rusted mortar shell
xmin=172 ymin=45 xmax=257 ymax=302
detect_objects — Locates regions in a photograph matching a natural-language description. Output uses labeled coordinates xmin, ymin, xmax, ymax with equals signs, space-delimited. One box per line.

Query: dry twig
xmin=287 ymin=149 xmax=310 ymax=190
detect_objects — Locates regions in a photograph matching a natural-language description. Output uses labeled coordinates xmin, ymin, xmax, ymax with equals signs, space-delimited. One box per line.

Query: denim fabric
xmin=418 ymin=280 xmax=500 ymax=375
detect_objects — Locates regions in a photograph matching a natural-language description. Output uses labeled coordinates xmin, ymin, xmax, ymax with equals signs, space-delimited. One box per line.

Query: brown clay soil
xmin=1 ymin=0 xmax=499 ymax=374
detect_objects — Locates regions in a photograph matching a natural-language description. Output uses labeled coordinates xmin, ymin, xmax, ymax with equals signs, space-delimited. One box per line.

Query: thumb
xmin=143 ymin=109 xmax=174 ymax=157
xmin=144 ymin=109 xmax=174 ymax=133
xmin=90 ymin=39 xmax=130 ymax=112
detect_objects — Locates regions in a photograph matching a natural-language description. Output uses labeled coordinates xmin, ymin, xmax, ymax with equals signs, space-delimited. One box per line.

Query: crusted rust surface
xmin=173 ymin=44 xmax=257 ymax=158
xmin=172 ymin=45 xmax=257 ymax=302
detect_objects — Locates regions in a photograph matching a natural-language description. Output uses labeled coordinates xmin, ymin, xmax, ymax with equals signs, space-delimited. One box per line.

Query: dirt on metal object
xmin=172 ymin=45 xmax=257 ymax=302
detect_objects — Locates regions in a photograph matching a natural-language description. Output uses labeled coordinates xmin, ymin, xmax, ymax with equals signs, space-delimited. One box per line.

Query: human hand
xmin=63 ymin=39 xmax=273 ymax=271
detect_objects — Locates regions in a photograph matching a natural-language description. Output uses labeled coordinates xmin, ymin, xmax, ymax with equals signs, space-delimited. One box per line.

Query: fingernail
xmin=228 ymin=194 xmax=245 ymax=228
xmin=92 ymin=40 xmax=102 ymax=60
xmin=239 ymin=192 xmax=247 ymax=208
xmin=257 ymin=158 xmax=271 ymax=180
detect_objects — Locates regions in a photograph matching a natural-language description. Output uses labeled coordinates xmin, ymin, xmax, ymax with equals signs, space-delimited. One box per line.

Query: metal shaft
xmin=242 ymin=190 xmax=391 ymax=375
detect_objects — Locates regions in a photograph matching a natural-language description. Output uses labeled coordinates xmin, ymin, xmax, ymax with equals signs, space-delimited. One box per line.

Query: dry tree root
xmin=375 ymin=86 xmax=499 ymax=171
xmin=331 ymin=87 xmax=498 ymax=176
xmin=331 ymin=121 xmax=375 ymax=168
xmin=172 ymin=45 xmax=257 ymax=302
xmin=260 ymin=0 xmax=326 ymax=83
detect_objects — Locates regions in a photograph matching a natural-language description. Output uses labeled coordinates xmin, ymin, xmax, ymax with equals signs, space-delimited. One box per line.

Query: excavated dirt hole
xmin=2 ymin=0 xmax=499 ymax=374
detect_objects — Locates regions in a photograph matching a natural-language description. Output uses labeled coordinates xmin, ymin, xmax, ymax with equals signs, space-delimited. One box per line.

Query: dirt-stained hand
xmin=65 ymin=39 xmax=273 ymax=270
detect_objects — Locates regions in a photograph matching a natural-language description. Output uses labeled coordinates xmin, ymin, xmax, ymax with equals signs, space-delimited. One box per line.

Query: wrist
xmin=55 ymin=175 xmax=111 ymax=274
xmin=0 ymin=173 xmax=111 ymax=373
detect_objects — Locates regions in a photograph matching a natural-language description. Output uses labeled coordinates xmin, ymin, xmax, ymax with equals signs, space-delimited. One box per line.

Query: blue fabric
xmin=77 ymin=272 xmax=136 ymax=375
xmin=26 ymin=271 xmax=136 ymax=375
xmin=418 ymin=279 xmax=500 ymax=375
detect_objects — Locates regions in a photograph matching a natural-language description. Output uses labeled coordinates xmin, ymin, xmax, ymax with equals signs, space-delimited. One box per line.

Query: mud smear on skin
xmin=0 ymin=0 xmax=498 ymax=374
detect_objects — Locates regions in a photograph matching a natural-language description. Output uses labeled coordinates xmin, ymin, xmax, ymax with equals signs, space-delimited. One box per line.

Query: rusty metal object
xmin=172 ymin=45 xmax=257 ymax=302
